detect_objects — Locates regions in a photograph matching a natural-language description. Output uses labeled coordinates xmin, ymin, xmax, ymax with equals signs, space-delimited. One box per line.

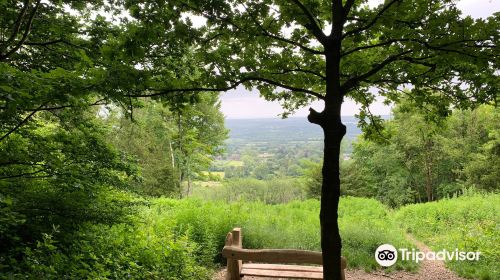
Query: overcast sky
xmin=220 ymin=0 xmax=499 ymax=119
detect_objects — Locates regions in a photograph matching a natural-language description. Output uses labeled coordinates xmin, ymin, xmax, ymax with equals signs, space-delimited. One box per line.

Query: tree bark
xmin=321 ymin=121 xmax=346 ymax=280
xmin=308 ymin=71 xmax=346 ymax=280
xmin=307 ymin=27 xmax=346 ymax=278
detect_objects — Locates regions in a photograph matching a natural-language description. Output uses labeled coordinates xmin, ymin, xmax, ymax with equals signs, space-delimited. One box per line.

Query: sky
xmin=219 ymin=0 xmax=499 ymax=119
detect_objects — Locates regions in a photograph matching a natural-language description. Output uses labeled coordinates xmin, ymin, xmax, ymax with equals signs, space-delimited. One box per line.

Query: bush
xmin=1 ymin=209 xmax=212 ymax=280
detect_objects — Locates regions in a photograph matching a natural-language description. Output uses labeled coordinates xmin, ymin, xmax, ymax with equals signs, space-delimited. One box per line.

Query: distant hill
xmin=226 ymin=116 xmax=362 ymax=143
xmin=224 ymin=116 xmax=373 ymax=158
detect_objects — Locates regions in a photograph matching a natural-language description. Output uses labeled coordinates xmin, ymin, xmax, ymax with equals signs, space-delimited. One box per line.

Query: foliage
xmin=1 ymin=1 xmax=498 ymax=279
xmin=302 ymin=160 xmax=323 ymax=199
xmin=440 ymin=105 xmax=500 ymax=192
xmin=1 ymin=203 xmax=212 ymax=280
xmin=341 ymin=104 xmax=499 ymax=206
xmin=396 ymin=192 xmax=500 ymax=280
xmin=106 ymin=101 xmax=181 ymax=197
xmin=171 ymin=93 xmax=228 ymax=196
xmin=120 ymin=0 xmax=498 ymax=277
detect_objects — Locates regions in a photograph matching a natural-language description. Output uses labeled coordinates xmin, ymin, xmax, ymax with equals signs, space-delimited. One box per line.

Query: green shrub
xmin=0 ymin=196 xmax=212 ymax=280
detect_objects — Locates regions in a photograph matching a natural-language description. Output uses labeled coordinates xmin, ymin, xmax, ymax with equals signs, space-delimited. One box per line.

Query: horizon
xmin=224 ymin=114 xmax=391 ymax=120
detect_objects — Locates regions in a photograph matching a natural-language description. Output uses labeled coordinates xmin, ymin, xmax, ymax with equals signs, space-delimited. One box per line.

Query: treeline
xmin=307 ymin=102 xmax=499 ymax=207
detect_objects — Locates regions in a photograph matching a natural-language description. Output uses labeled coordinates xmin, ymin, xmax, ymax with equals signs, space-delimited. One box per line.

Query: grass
xmin=10 ymin=193 xmax=496 ymax=279
xmin=200 ymin=171 xmax=225 ymax=179
xmin=395 ymin=193 xmax=499 ymax=280
xmin=149 ymin=196 xmax=419 ymax=273
xmin=153 ymin=192 xmax=498 ymax=279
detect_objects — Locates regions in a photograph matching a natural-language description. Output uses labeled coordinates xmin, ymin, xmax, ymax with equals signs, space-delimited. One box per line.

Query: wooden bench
xmin=222 ymin=228 xmax=346 ymax=280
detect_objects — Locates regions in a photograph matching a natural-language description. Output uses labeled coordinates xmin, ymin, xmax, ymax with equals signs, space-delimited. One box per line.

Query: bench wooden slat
xmin=241 ymin=267 xmax=323 ymax=279
xmin=222 ymin=246 xmax=323 ymax=264
xmin=242 ymin=263 xmax=323 ymax=273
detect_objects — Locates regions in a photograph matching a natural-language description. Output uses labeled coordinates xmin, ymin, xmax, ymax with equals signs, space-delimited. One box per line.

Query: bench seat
xmin=241 ymin=263 xmax=323 ymax=279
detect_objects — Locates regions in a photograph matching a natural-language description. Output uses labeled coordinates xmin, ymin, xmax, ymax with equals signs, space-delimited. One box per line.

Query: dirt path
xmin=213 ymin=235 xmax=467 ymax=280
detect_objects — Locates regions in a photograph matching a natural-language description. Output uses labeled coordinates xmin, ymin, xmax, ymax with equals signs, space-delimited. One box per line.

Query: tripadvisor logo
xmin=375 ymin=244 xmax=398 ymax=267
xmin=375 ymin=244 xmax=481 ymax=267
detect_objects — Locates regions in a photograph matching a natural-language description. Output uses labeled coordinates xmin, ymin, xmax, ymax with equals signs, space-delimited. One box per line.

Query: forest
xmin=1 ymin=0 xmax=498 ymax=280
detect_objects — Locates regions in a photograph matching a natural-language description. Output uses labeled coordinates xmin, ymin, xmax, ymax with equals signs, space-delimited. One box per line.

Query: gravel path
xmin=213 ymin=235 xmax=467 ymax=280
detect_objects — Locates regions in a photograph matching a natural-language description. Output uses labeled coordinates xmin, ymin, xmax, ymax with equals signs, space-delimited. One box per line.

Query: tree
xmin=440 ymin=105 xmax=500 ymax=192
xmin=171 ymin=93 xmax=228 ymax=196
xmin=106 ymin=101 xmax=181 ymax=196
xmin=121 ymin=1 xmax=498 ymax=278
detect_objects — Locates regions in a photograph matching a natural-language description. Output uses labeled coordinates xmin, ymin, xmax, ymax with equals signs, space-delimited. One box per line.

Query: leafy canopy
xmin=122 ymin=0 xmax=498 ymax=123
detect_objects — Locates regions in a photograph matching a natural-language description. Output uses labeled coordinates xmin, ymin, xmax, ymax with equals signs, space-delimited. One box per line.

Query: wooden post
xmin=232 ymin=228 xmax=242 ymax=272
xmin=341 ymin=256 xmax=347 ymax=280
xmin=225 ymin=228 xmax=242 ymax=280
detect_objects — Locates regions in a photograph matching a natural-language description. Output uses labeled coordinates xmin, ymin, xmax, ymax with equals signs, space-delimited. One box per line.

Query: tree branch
xmin=22 ymin=39 xmax=63 ymax=46
xmin=1 ymin=0 xmax=30 ymax=52
xmin=7 ymin=98 xmax=108 ymax=112
xmin=246 ymin=9 xmax=324 ymax=55
xmin=195 ymin=3 xmax=324 ymax=55
xmin=0 ymin=0 xmax=41 ymax=61
xmin=342 ymin=0 xmax=400 ymax=39
xmin=23 ymin=39 xmax=88 ymax=50
xmin=257 ymin=32 xmax=324 ymax=55
xmin=245 ymin=76 xmax=324 ymax=99
xmin=360 ymin=94 xmax=389 ymax=142
xmin=268 ymin=68 xmax=326 ymax=80
xmin=341 ymin=50 xmax=412 ymax=92
xmin=343 ymin=0 xmax=356 ymax=19
xmin=127 ymin=76 xmax=324 ymax=100
xmin=290 ymin=0 xmax=328 ymax=44
xmin=342 ymin=38 xmax=493 ymax=58
xmin=0 ymin=169 xmax=46 ymax=180
xmin=0 ymin=102 xmax=46 ymax=142
xmin=307 ymin=107 xmax=325 ymax=125
xmin=341 ymin=39 xmax=402 ymax=57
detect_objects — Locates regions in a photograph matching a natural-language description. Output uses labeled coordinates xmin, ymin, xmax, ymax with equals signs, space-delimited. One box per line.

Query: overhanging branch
xmin=126 ymin=76 xmax=324 ymax=100
xmin=1 ymin=0 xmax=30 ymax=52
xmin=0 ymin=102 xmax=46 ymax=142
xmin=269 ymin=68 xmax=326 ymax=80
xmin=343 ymin=0 xmax=356 ymax=18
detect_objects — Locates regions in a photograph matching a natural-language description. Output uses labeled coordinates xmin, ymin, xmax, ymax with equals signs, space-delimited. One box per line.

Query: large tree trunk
xmin=308 ymin=108 xmax=346 ymax=280
xmin=308 ymin=34 xmax=346 ymax=278
xmin=322 ymin=122 xmax=346 ymax=280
